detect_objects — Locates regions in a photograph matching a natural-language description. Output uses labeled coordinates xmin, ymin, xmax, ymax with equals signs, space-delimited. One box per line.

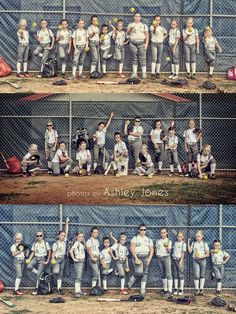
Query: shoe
xmin=37 ymin=72 xmax=43 ymax=78
xmin=102 ymin=73 xmax=107 ymax=77
xmin=23 ymin=72 xmax=30 ymax=77
xmin=47 ymin=169 xmax=53 ymax=174
xmin=32 ymin=288 xmax=38 ymax=295
xmin=186 ymin=73 xmax=191 ymax=79
xmin=75 ymin=292 xmax=81 ymax=298
xmin=87 ymin=171 xmax=91 ymax=176
xmin=166 ymin=291 xmax=171 ymax=296
xmin=121 ymin=165 xmax=125 ymax=172
xmin=173 ymin=289 xmax=178 ymax=295
xmin=30 ymin=172 xmax=36 ymax=177
xmin=168 ymin=73 xmax=174 ymax=79
xmin=157 ymin=170 xmax=161 ymax=173
xmin=16 ymin=73 xmax=25 ymax=78
xmin=172 ymin=74 xmax=178 ymax=80
xmin=194 ymin=290 xmax=199 ymax=296
xmin=151 ymin=74 xmax=156 ymax=80
xmin=61 ymin=72 xmax=66 ymax=78
xmin=117 ymin=73 xmax=126 ymax=78
xmin=178 ymin=290 xmax=183 ymax=296
xmin=168 ymin=172 xmax=174 ymax=177
xmin=22 ymin=172 xmax=27 ymax=178
xmin=185 ymin=172 xmax=190 ymax=177
xmin=81 ymin=291 xmax=87 ymax=296
xmin=191 ymin=73 xmax=196 ymax=79
xmin=179 ymin=172 xmax=184 ymax=177
xmin=199 ymin=289 xmax=203 ymax=296
xmin=155 ymin=73 xmax=160 ymax=78
xmin=130 ymin=73 xmax=137 ymax=79
xmin=138 ymin=173 xmax=145 ymax=176
xmin=120 ymin=289 xmax=128 ymax=295
xmin=208 ymin=74 xmax=213 ymax=79
xmin=103 ymin=289 xmax=107 ymax=294
xmin=160 ymin=289 xmax=168 ymax=295
xmin=210 ymin=174 xmax=216 ymax=180
xmin=57 ymin=288 xmax=64 ymax=295
xmin=14 ymin=290 xmax=24 ymax=295
xmin=216 ymin=290 xmax=221 ymax=295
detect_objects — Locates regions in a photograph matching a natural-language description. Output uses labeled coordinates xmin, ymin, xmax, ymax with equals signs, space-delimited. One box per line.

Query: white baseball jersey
xmin=11 ymin=244 xmax=25 ymax=259
xmin=88 ymin=25 xmax=100 ymax=42
xmin=168 ymin=135 xmax=178 ymax=150
xmin=150 ymin=25 xmax=167 ymax=43
xmin=113 ymin=30 xmax=126 ymax=46
xmin=17 ymin=30 xmax=29 ymax=44
xmin=197 ymin=153 xmax=214 ymax=165
xmin=76 ymin=150 xmax=91 ymax=163
xmin=57 ymin=29 xmax=72 ymax=45
xmin=95 ymin=127 xmax=107 ymax=145
xmin=52 ymin=240 xmax=67 ymax=258
xmin=31 ymin=241 xmax=50 ymax=257
xmin=204 ymin=36 xmax=218 ymax=51
xmin=156 ymin=238 xmax=172 ymax=257
xmin=173 ymin=241 xmax=187 ymax=259
xmin=128 ymin=125 xmax=143 ymax=141
xmin=182 ymin=28 xmax=199 ymax=45
xmin=127 ymin=22 xmax=148 ymax=41
xmin=71 ymin=241 xmax=86 ymax=260
xmin=86 ymin=237 xmax=100 ymax=257
xmin=52 ymin=148 xmax=68 ymax=163
xmin=24 ymin=152 xmax=34 ymax=160
xmin=100 ymin=247 xmax=112 ymax=263
xmin=112 ymin=243 xmax=129 ymax=261
xmin=191 ymin=241 xmax=209 ymax=259
xmin=37 ymin=28 xmax=53 ymax=44
xmin=150 ymin=129 xmax=164 ymax=144
xmin=140 ymin=152 xmax=154 ymax=167
xmin=114 ymin=141 xmax=128 ymax=155
xmin=131 ymin=235 xmax=153 ymax=255
xmin=183 ymin=128 xmax=198 ymax=143
xmin=72 ymin=29 xmax=88 ymax=46
xmin=211 ymin=249 xmax=230 ymax=265
xmin=100 ymin=32 xmax=113 ymax=50
xmin=45 ymin=129 xmax=58 ymax=144
xmin=168 ymin=28 xmax=181 ymax=45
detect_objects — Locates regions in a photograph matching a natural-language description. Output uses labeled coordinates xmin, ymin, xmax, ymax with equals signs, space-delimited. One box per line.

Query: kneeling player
xmin=51 ymin=141 xmax=73 ymax=175
xmin=197 ymin=144 xmax=216 ymax=179
xmin=72 ymin=141 xmax=92 ymax=176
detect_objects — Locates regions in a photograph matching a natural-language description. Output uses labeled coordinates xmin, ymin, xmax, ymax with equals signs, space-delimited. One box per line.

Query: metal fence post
xmin=186 ymin=205 xmax=192 ymax=288
xmin=210 ymin=0 xmax=213 ymax=27
xmin=63 ymin=0 xmax=66 ymax=19
xmin=69 ymin=93 xmax=72 ymax=157
xmin=59 ymin=204 xmax=63 ymax=229
xmin=199 ymin=93 xmax=203 ymax=150
xmin=219 ymin=204 xmax=223 ymax=242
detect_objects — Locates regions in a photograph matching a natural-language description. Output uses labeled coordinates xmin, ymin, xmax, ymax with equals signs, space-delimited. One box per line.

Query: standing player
xmin=168 ymin=19 xmax=180 ymax=79
xmin=127 ymin=13 xmax=149 ymax=79
xmin=166 ymin=127 xmax=183 ymax=176
xmin=16 ymin=19 xmax=30 ymax=78
xmin=150 ymin=15 xmax=167 ymax=79
xmin=150 ymin=120 xmax=165 ymax=173
xmin=51 ymin=141 xmax=73 ymax=176
xmin=128 ymin=224 xmax=154 ymax=296
xmin=197 ymin=144 xmax=216 ymax=180
xmin=112 ymin=132 xmax=129 ymax=175
xmin=44 ymin=120 xmax=58 ymax=174
xmin=26 ymin=231 xmax=51 ymax=295
xmin=93 ymin=112 xmax=114 ymax=172
xmin=88 ymin=15 xmax=100 ymax=74
xmin=99 ymin=236 xmax=115 ymax=292
xmin=99 ymin=24 xmax=113 ymax=76
xmin=72 ymin=141 xmax=92 ymax=176
xmin=51 ymin=217 xmax=70 ymax=295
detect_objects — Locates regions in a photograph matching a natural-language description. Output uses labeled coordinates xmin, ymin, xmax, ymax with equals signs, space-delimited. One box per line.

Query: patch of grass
xmin=27 ymin=180 xmax=47 ymax=186
xmin=8 ymin=310 xmax=32 ymax=314
xmin=0 ymin=193 xmax=30 ymax=201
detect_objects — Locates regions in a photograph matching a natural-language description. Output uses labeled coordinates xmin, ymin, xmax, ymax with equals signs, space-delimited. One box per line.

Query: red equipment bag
xmin=6 ymin=156 xmax=22 ymax=174
xmin=0 ymin=58 xmax=11 ymax=77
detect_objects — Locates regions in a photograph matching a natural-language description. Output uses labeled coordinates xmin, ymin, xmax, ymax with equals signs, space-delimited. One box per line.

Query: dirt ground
xmin=0 ymin=73 xmax=235 ymax=94
xmin=0 ymin=290 xmax=235 ymax=314
xmin=0 ymin=172 xmax=235 ymax=205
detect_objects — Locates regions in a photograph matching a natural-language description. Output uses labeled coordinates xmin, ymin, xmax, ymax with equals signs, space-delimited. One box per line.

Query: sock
xmin=141 ymin=66 xmax=147 ymax=75
xmin=104 ymin=162 xmax=108 ymax=170
xmin=209 ymin=66 xmax=214 ymax=75
xmin=188 ymin=163 xmax=192 ymax=172
xmin=132 ymin=65 xmax=138 ymax=76
xmin=90 ymin=64 xmax=96 ymax=73
xmin=151 ymin=62 xmax=156 ymax=74
xmin=170 ymin=164 xmax=174 ymax=172
xmin=128 ymin=275 xmax=136 ymax=288
xmin=177 ymin=164 xmax=181 ymax=172
xmin=121 ymin=278 xmax=125 ymax=290
xmin=175 ymin=64 xmax=179 ymax=76
xmin=171 ymin=64 xmax=174 ymax=74
xmin=168 ymin=279 xmax=173 ymax=293
xmin=79 ymin=65 xmax=83 ymax=76
xmin=92 ymin=280 xmax=97 ymax=288
xmin=72 ymin=66 xmax=77 ymax=77
xmin=36 ymin=280 xmax=39 ymax=289
xmin=162 ymin=278 xmax=167 ymax=291
xmin=141 ymin=281 xmax=146 ymax=295
xmin=103 ymin=280 xmax=107 ymax=290
xmin=119 ymin=63 xmax=123 ymax=74
xmin=192 ymin=62 xmax=196 ymax=74
xmin=174 ymin=279 xmax=178 ymax=289
xmin=23 ymin=62 xmax=28 ymax=72
xmin=64 ymin=164 xmax=71 ymax=172
xmin=48 ymin=161 xmax=51 ymax=169
xmin=180 ymin=279 xmax=184 ymax=291
xmin=15 ymin=278 xmax=21 ymax=291
xmin=210 ymin=163 xmax=216 ymax=174
xmin=32 ymin=268 xmax=38 ymax=275
xmin=158 ymin=161 xmax=162 ymax=171
xmin=87 ymin=164 xmax=91 ymax=172
xmin=17 ymin=62 xmax=21 ymax=74
xmin=75 ymin=282 xmax=81 ymax=293
xmin=200 ymin=278 xmax=205 ymax=289
xmin=156 ymin=63 xmax=161 ymax=73
xmin=102 ymin=64 xmax=106 ymax=74
xmin=186 ymin=63 xmax=190 ymax=73
xmin=57 ymin=279 xmax=62 ymax=290
xmin=62 ymin=64 xmax=66 ymax=73
xmin=40 ymin=64 xmax=44 ymax=73
xmin=194 ymin=279 xmax=199 ymax=290
xmin=93 ymin=162 xmax=97 ymax=170
xmin=217 ymin=282 xmax=222 ymax=291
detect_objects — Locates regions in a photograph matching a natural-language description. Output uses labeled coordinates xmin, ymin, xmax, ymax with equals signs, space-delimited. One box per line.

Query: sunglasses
xmin=47 ymin=124 xmax=53 ymax=127
xmin=135 ymin=120 xmax=141 ymax=123
xmin=36 ymin=235 xmax=43 ymax=237
xmin=139 ymin=229 xmax=146 ymax=231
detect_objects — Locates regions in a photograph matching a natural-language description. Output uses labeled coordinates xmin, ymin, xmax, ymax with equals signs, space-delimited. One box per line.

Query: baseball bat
xmin=96 ymin=81 xmax=128 ymax=85
xmin=0 ymin=298 xmax=16 ymax=308
xmin=6 ymin=80 xmax=21 ymax=89
xmin=97 ymin=295 xmax=143 ymax=302
xmin=104 ymin=161 xmax=113 ymax=176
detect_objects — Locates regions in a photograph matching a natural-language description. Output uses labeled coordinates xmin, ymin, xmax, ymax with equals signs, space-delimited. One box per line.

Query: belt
xmin=14 ymin=257 xmax=25 ymax=261
xmin=213 ymin=263 xmax=224 ymax=266
xmin=129 ymin=138 xmax=141 ymax=142
xmin=137 ymin=253 xmax=148 ymax=257
xmin=90 ymin=40 xmax=99 ymax=44
xmin=115 ymin=44 xmax=124 ymax=47
xmin=19 ymin=43 xmax=29 ymax=46
xmin=130 ymin=40 xmax=145 ymax=44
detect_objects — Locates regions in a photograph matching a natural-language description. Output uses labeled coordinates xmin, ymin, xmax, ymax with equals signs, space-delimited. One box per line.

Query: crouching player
xmin=51 ymin=141 xmax=73 ymax=176
xmin=72 ymin=141 xmax=92 ymax=176
xmin=21 ymin=144 xmax=42 ymax=177
xmin=112 ymin=132 xmax=128 ymax=176
xmin=135 ymin=144 xmax=155 ymax=177
xmin=197 ymin=144 xmax=216 ymax=180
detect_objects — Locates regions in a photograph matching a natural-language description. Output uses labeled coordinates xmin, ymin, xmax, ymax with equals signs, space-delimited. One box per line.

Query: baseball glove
xmin=193 ymin=128 xmax=202 ymax=134
xmin=17 ymin=243 xmax=29 ymax=252
xmin=49 ymin=297 xmax=65 ymax=303
xmin=167 ymin=295 xmax=196 ymax=305
xmin=29 ymin=155 xmax=40 ymax=161
xmin=139 ymin=153 xmax=147 ymax=163
xmin=227 ymin=304 xmax=236 ymax=312
xmin=211 ymin=297 xmax=227 ymax=307
xmin=160 ymin=130 xmax=167 ymax=141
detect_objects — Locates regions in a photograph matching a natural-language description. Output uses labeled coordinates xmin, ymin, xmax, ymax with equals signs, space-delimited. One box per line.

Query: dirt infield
xmin=0 ymin=290 xmax=235 ymax=314
xmin=0 ymin=73 xmax=235 ymax=94
xmin=0 ymin=172 xmax=235 ymax=205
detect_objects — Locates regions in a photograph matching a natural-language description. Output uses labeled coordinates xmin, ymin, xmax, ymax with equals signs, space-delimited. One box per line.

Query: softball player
xmin=203 ymin=26 xmax=222 ymax=78
xmin=51 ymin=217 xmax=70 ymax=295
xmin=211 ymin=239 xmax=230 ymax=295
xmin=11 ymin=233 xmax=29 ymax=295
xmin=112 ymin=132 xmax=128 ymax=175
xmin=72 ymin=141 xmax=92 ymax=176
xmin=111 ymin=233 xmax=129 ymax=295
xmin=71 ymin=19 xmax=88 ymax=79
xmin=188 ymin=230 xmax=210 ymax=296
xmin=44 ymin=120 xmax=58 ymax=174
xmin=99 ymin=236 xmax=115 ymax=292
xmin=150 ymin=15 xmax=167 ymax=79
xmin=93 ymin=112 xmax=114 ymax=171
xmin=88 ymin=15 xmax=100 ymax=74
xmin=168 ymin=19 xmax=180 ymax=79
xmin=21 ymin=144 xmax=42 ymax=177
xmin=16 ymin=19 xmax=30 ymax=78
xmin=51 ymin=141 xmax=73 ymax=176
xmin=127 ymin=13 xmax=149 ymax=79
xmin=150 ymin=120 xmax=165 ymax=172
xmin=182 ymin=17 xmax=199 ymax=79
xmin=197 ymin=144 xmax=216 ymax=180
xmin=128 ymin=224 xmax=154 ymax=296
xmin=135 ymin=144 xmax=155 ymax=177
xmin=70 ymin=232 xmax=87 ymax=298
xmin=184 ymin=119 xmax=201 ymax=176
xmin=156 ymin=227 xmax=173 ymax=294
xmin=26 ymin=231 xmax=51 ymax=295
xmin=166 ymin=128 xmax=183 ymax=177
xmin=99 ymin=24 xmax=113 ymax=76
xmin=172 ymin=231 xmax=187 ymax=295
xmin=33 ymin=19 xmax=54 ymax=78
xmin=56 ymin=19 xmax=72 ymax=77
xmin=109 ymin=20 xmax=128 ymax=78
xmin=86 ymin=226 xmax=101 ymax=288
xmin=124 ymin=117 xmax=143 ymax=164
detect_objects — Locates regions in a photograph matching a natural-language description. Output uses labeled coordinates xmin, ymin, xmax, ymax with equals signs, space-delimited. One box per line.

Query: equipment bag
xmin=37 ymin=272 xmax=54 ymax=295
xmin=0 ymin=58 xmax=11 ymax=77
xmin=42 ymin=58 xmax=58 ymax=78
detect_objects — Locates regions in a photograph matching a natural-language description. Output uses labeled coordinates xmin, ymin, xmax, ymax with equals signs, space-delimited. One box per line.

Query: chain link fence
xmin=1 ymin=0 xmax=235 ymax=72
xmin=0 ymin=204 xmax=235 ymax=289
xmin=0 ymin=93 xmax=235 ymax=171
